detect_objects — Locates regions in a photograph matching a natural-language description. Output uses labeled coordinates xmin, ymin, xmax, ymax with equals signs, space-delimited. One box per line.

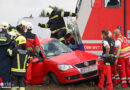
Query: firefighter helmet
xmin=16 ymin=36 xmax=26 ymax=45
xmin=26 ymin=22 xmax=33 ymax=30
xmin=0 ymin=22 xmax=9 ymax=30
xmin=8 ymin=29 xmax=20 ymax=39
xmin=44 ymin=8 xmax=53 ymax=16
xmin=18 ymin=20 xmax=27 ymax=26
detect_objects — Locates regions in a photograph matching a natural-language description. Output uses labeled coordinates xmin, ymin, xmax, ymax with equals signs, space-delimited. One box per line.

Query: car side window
xmin=104 ymin=0 xmax=121 ymax=8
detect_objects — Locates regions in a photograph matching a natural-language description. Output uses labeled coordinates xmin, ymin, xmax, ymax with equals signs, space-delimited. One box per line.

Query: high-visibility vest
xmin=117 ymin=35 xmax=130 ymax=58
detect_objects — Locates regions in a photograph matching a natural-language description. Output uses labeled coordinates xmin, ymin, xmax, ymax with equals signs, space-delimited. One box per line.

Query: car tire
xmin=43 ymin=75 xmax=51 ymax=85
xmin=50 ymin=73 xmax=61 ymax=85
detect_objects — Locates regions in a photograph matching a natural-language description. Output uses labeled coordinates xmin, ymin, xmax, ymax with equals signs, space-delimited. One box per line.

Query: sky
xmin=0 ymin=0 xmax=78 ymax=25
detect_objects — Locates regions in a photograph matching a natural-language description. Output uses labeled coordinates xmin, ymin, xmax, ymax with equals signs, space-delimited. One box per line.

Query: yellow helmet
xmin=0 ymin=22 xmax=9 ymax=29
xmin=18 ymin=20 xmax=27 ymax=26
xmin=16 ymin=36 xmax=26 ymax=45
xmin=44 ymin=8 xmax=53 ymax=16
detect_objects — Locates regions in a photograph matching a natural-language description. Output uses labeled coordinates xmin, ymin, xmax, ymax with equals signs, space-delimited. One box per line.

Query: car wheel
xmin=50 ymin=73 xmax=61 ymax=85
xmin=43 ymin=75 xmax=51 ymax=85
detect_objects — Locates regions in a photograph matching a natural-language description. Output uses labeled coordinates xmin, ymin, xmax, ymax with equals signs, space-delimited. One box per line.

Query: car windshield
xmin=41 ymin=39 xmax=72 ymax=59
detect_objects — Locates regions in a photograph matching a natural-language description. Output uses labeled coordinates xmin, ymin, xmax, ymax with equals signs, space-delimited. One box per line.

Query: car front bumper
xmin=56 ymin=67 xmax=98 ymax=84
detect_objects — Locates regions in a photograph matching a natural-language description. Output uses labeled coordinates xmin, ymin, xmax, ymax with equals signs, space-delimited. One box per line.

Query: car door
xmin=28 ymin=46 xmax=46 ymax=84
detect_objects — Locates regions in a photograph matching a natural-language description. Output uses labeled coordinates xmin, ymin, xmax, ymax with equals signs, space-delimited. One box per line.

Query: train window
xmin=105 ymin=0 xmax=121 ymax=8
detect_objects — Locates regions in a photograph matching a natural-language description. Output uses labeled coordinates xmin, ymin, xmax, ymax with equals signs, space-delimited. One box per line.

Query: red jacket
xmin=117 ymin=35 xmax=130 ymax=58
xmin=26 ymin=31 xmax=40 ymax=52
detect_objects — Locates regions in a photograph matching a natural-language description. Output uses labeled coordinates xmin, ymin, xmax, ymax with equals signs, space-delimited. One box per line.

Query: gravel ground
xmin=1 ymin=81 xmax=130 ymax=90
xmin=25 ymin=81 xmax=130 ymax=90
xmin=26 ymin=83 xmax=130 ymax=90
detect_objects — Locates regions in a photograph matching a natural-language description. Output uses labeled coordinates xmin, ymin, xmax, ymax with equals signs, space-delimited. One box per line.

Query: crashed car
xmin=26 ymin=38 xmax=98 ymax=85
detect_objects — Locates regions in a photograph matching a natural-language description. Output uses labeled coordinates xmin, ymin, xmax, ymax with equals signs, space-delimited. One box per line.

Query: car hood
xmin=48 ymin=50 xmax=98 ymax=65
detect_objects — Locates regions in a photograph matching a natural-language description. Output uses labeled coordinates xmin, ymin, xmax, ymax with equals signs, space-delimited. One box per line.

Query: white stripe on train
xmin=82 ymin=40 xmax=102 ymax=44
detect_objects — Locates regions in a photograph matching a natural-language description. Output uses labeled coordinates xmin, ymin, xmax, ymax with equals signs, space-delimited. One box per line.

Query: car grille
xmin=82 ymin=71 xmax=97 ymax=78
xmin=75 ymin=60 xmax=96 ymax=68
xmin=65 ymin=75 xmax=80 ymax=80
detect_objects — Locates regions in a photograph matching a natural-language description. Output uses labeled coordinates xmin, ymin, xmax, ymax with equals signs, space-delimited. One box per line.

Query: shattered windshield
xmin=41 ymin=39 xmax=72 ymax=59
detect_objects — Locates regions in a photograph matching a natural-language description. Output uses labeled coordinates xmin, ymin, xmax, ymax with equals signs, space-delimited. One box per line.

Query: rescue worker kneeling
xmin=7 ymin=35 xmax=29 ymax=90
xmin=98 ymin=29 xmax=114 ymax=90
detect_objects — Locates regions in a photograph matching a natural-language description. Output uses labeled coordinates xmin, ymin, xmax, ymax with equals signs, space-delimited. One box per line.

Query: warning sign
xmin=83 ymin=44 xmax=102 ymax=51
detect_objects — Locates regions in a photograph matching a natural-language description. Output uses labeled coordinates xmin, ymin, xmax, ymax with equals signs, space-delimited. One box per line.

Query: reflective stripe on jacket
xmin=117 ymin=35 xmax=130 ymax=58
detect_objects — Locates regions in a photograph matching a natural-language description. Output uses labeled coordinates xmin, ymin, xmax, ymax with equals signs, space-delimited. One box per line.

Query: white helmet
xmin=26 ymin=22 xmax=33 ymax=30
xmin=18 ymin=20 xmax=27 ymax=26
xmin=0 ymin=22 xmax=9 ymax=29
xmin=44 ymin=8 xmax=53 ymax=16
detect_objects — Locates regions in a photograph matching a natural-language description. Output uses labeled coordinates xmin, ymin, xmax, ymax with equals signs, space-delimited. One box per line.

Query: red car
xmin=26 ymin=38 xmax=99 ymax=85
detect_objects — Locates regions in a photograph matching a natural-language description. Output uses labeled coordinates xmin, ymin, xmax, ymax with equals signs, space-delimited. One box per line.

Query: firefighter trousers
xmin=111 ymin=65 xmax=121 ymax=85
xmin=117 ymin=57 xmax=130 ymax=88
xmin=98 ymin=64 xmax=113 ymax=90
xmin=11 ymin=75 xmax=25 ymax=90
xmin=51 ymin=29 xmax=66 ymax=44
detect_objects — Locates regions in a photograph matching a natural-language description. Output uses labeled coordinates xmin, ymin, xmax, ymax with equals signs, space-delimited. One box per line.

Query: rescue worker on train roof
xmin=114 ymin=29 xmax=130 ymax=88
xmin=38 ymin=7 xmax=77 ymax=44
xmin=7 ymin=35 xmax=29 ymax=90
xmin=26 ymin=22 xmax=40 ymax=56
xmin=0 ymin=22 xmax=11 ymax=85
xmin=98 ymin=29 xmax=115 ymax=90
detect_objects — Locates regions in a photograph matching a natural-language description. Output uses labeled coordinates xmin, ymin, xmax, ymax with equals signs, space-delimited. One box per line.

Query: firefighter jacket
xmin=39 ymin=11 xmax=76 ymax=34
xmin=117 ymin=35 xmax=130 ymax=58
xmin=26 ymin=31 xmax=40 ymax=52
xmin=0 ymin=30 xmax=10 ymax=45
xmin=16 ymin=26 xmax=26 ymax=37
xmin=8 ymin=46 xmax=29 ymax=76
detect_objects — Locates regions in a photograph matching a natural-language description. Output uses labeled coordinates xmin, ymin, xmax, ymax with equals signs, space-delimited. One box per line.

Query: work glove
xmin=38 ymin=23 xmax=43 ymax=27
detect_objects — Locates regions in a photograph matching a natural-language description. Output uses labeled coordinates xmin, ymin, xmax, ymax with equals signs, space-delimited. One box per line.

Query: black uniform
xmin=0 ymin=30 xmax=11 ymax=83
xmin=102 ymin=37 xmax=115 ymax=65
xmin=0 ymin=30 xmax=10 ymax=45
xmin=39 ymin=11 xmax=76 ymax=44
xmin=8 ymin=45 xmax=29 ymax=88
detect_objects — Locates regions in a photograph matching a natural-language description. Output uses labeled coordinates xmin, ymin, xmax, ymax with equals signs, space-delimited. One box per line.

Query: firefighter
xmin=0 ymin=22 xmax=11 ymax=85
xmin=114 ymin=29 xmax=130 ymax=88
xmin=26 ymin=22 xmax=40 ymax=56
xmin=7 ymin=35 xmax=29 ymax=90
xmin=98 ymin=29 xmax=114 ymax=90
xmin=38 ymin=7 xmax=77 ymax=44
xmin=108 ymin=31 xmax=121 ymax=87
xmin=0 ymin=22 xmax=10 ymax=44
xmin=16 ymin=20 xmax=27 ymax=36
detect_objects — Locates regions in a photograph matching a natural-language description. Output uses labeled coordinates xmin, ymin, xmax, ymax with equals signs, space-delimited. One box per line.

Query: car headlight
xmin=58 ymin=64 xmax=73 ymax=71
